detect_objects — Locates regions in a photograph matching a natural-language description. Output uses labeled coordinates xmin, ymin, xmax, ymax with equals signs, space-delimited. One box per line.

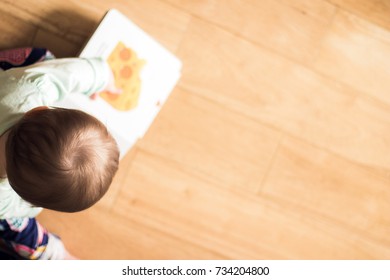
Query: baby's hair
xmin=5 ymin=107 xmax=119 ymax=212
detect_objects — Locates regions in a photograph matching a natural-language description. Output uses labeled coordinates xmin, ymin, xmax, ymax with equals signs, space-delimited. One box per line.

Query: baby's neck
xmin=0 ymin=131 xmax=9 ymax=178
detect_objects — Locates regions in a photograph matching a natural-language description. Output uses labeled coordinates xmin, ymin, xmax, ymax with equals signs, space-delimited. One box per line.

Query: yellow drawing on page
xmin=100 ymin=41 xmax=146 ymax=111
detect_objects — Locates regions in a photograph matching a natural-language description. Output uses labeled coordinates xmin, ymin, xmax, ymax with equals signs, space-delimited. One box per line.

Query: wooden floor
xmin=1 ymin=0 xmax=390 ymax=259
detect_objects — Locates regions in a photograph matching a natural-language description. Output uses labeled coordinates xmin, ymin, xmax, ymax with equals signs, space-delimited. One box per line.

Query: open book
xmin=55 ymin=9 xmax=182 ymax=158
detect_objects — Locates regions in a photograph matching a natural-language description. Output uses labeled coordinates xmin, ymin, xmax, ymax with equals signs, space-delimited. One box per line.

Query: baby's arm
xmin=22 ymin=57 xmax=115 ymax=102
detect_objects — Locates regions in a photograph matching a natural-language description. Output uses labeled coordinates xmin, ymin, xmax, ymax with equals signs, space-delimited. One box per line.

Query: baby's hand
xmin=90 ymin=68 xmax=122 ymax=100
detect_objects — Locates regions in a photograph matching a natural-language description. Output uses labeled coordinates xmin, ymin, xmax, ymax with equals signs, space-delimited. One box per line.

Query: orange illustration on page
xmin=100 ymin=42 xmax=146 ymax=111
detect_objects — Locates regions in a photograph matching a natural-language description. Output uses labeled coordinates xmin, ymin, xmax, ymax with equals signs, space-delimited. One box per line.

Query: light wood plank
xmin=176 ymin=17 xmax=390 ymax=180
xmin=0 ymin=11 xmax=37 ymax=49
xmin=0 ymin=0 xmax=98 ymax=45
xmin=165 ymin=0 xmax=336 ymax=63
xmin=1 ymin=0 xmax=191 ymax=53
xmin=32 ymin=29 xmax=80 ymax=57
xmin=37 ymin=207 xmax=224 ymax=260
xmin=262 ymin=136 xmax=390 ymax=245
xmin=329 ymin=0 xmax=390 ymax=31
xmin=138 ymin=88 xmax=282 ymax=192
xmin=111 ymin=150 xmax=390 ymax=259
xmin=313 ymin=10 xmax=390 ymax=105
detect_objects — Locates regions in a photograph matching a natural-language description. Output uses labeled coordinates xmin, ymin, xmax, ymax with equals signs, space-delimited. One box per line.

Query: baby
xmin=0 ymin=51 xmax=120 ymax=259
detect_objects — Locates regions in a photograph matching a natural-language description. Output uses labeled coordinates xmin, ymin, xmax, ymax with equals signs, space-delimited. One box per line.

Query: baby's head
xmin=5 ymin=107 xmax=119 ymax=212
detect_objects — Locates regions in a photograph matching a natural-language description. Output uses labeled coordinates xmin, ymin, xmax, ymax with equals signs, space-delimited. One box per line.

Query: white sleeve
xmin=23 ymin=57 xmax=110 ymax=102
xmin=0 ymin=180 xmax=42 ymax=219
xmin=39 ymin=233 xmax=67 ymax=260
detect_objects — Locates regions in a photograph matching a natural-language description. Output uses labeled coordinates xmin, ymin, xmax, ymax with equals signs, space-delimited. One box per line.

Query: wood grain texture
xmin=328 ymin=0 xmax=390 ymax=31
xmin=176 ymin=17 xmax=390 ymax=178
xmin=262 ymin=136 xmax=390 ymax=246
xmin=165 ymin=0 xmax=336 ymax=63
xmin=313 ymin=10 xmax=390 ymax=106
xmin=110 ymin=150 xmax=390 ymax=259
xmin=32 ymin=29 xmax=80 ymax=57
xmin=0 ymin=10 xmax=37 ymax=49
xmin=139 ymin=88 xmax=282 ymax=192
xmin=0 ymin=0 xmax=388 ymax=259
xmin=0 ymin=0 xmax=98 ymax=45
